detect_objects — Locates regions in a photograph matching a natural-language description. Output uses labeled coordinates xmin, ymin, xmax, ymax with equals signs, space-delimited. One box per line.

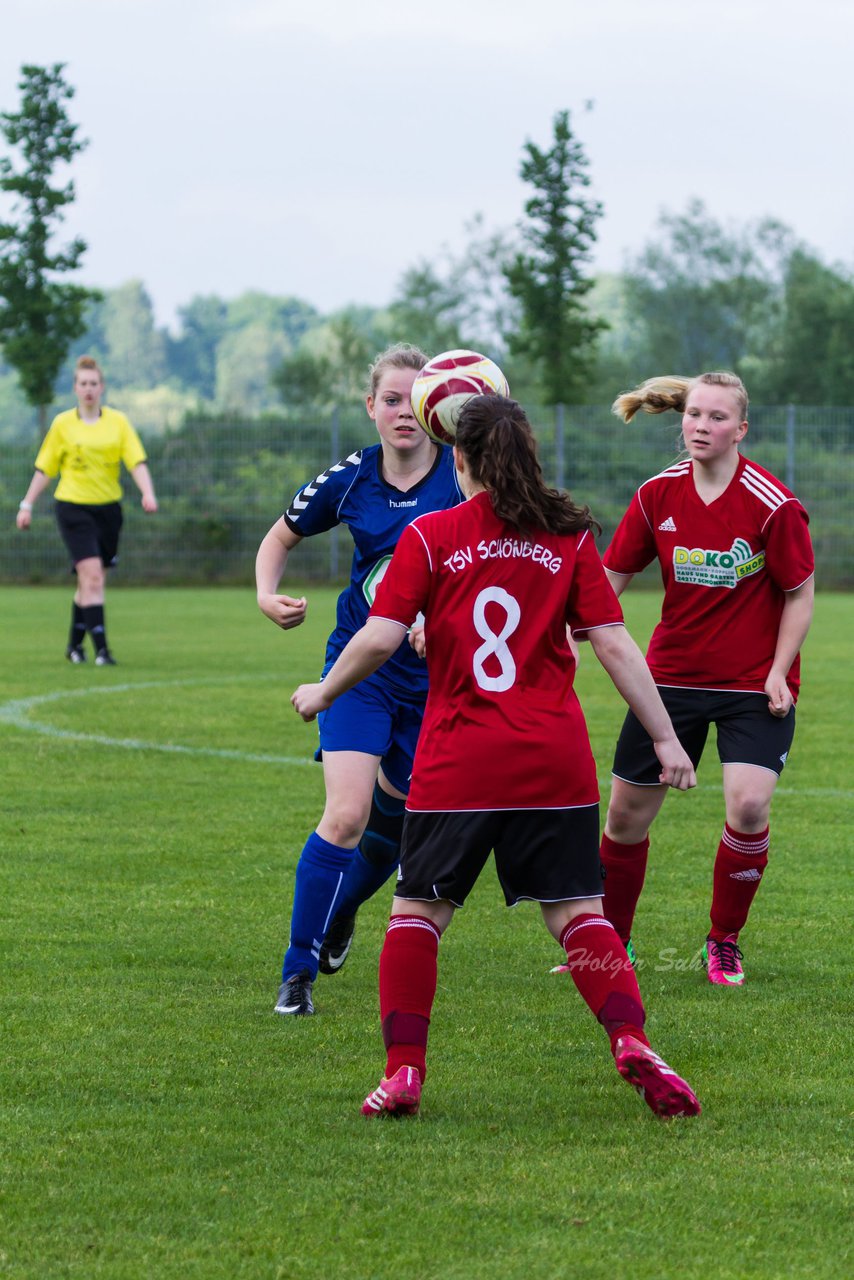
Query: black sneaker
xmin=274 ymin=971 xmax=314 ymax=1015
xmin=95 ymin=649 xmax=117 ymax=666
xmin=65 ymin=646 xmax=86 ymax=664
xmin=319 ymin=914 xmax=356 ymax=975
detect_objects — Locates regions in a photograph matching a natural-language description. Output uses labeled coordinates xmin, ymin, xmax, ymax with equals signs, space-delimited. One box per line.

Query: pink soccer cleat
xmin=614 ymin=1035 xmax=701 ymax=1119
xmin=361 ymin=1065 xmax=422 ymax=1118
xmin=702 ymin=934 xmax=745 ymax=985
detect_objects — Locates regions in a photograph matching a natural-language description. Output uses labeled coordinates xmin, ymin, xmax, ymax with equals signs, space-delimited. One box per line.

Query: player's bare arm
xmin=604 ymin=567 xmax=634 ymax=598
xmin=586 ymin=623 xmax=696 ymax=791
xmin=15 ymin=469 xmax=50 ymax=530
xmin=765 ymin=576 xmax=815 ymax=717
xmin=130 ymin=462 xmax=158 ymax=512
xmin=256 ymin=517 xmax=308 ymax=629
xmin=292 ymin=617 xmax=406 ymax=721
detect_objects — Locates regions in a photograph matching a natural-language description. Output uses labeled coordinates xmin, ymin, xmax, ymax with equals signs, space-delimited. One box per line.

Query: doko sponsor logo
xmin=672 ymin=537 xmax=765 ymax=589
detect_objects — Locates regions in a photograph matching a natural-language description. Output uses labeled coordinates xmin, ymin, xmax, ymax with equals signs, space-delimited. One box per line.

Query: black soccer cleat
xmin=95 ymin=649 xmax=117 ymax=666
xmin=274 ymin=971 xmax=315 ymax=1015
xmin=66 ymin=645 xmax=87 ymax=664
xmin=319 ymin=914 xmax=356 ymax=975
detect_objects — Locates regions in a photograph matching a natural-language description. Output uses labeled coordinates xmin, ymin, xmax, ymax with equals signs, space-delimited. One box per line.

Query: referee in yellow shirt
xmin=16 ymin=356 xmax=159 ymax=665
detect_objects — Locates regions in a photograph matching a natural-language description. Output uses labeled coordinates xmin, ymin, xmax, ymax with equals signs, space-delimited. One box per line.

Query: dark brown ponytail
xmin=455 ymin=396 xmax=598 ymax=536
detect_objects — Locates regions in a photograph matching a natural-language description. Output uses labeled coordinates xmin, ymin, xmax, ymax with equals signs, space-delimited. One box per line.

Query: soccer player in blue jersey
xmin=256 ymin=344 xmax=463 ymax=1015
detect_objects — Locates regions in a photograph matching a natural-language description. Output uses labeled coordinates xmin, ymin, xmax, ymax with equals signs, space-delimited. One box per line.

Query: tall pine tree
xmin=0 ymin=64 xmax=99 ymax=429
xmin=504 ymin=110 xmax=605 ymax=404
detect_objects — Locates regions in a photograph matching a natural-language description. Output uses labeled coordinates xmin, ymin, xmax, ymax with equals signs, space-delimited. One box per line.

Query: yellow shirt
xmin=34 ymin=406 xmax=147 ymax=505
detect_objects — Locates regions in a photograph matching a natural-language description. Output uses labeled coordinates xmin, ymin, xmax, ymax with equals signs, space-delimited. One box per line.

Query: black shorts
xmin=612 ymin=686 xmax=796 ymax=785
xmin=397 ymin=805 xmax=603 ymax=908
xmin=55 ymin=501 xmax=123 ymax=569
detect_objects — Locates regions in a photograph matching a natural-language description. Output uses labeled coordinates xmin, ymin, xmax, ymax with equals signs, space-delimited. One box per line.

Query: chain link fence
xmin=2 ymin=405 xmax=851 ymax=587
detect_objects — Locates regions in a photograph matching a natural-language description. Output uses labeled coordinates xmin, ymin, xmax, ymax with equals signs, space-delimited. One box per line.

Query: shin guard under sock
xmin=709 ymin=824 xmax=769 ymax=940
xmin=81 ymin=603 xmax=107 ymax=654
xmin=379 ymin=914 xmax=440 ymax=1081
xmin=559 ymin=913 xmax=648 ymax=1052
xmin=334 ymin=782 xmax=405 ymax=920
xmin=282 ymin=832 xmax=353 ymax=981
xmin=600 ymin=833 xmax=649 ymax=944
xmin=69 ymin=602 xmax=87 ymax=651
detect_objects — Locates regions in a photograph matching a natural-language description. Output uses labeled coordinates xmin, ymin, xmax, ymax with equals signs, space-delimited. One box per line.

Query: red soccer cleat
xmin=614 ymin=1035 xmax=701 ymax=1119
xmin=361 ymin=1065 xmax=422 ymax=1117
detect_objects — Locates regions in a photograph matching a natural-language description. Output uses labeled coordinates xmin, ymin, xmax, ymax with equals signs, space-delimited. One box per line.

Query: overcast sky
xmin=3 ymin=0 xmax=852 ymax=329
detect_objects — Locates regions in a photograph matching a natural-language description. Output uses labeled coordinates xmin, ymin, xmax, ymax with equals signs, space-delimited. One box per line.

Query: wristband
xmin=19 ymin=500 xmax=33 ymax=512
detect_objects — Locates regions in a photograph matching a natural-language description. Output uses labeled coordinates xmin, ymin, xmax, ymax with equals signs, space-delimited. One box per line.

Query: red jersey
xmin=369 ymin=490 xmax=624 ymax=811
xmin=603 ymin=455 xmax=814 ymax=698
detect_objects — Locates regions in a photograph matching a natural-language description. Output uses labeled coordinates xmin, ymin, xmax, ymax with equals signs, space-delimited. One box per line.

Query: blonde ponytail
xmin=612 ymin=371 xmax=748 ymax=422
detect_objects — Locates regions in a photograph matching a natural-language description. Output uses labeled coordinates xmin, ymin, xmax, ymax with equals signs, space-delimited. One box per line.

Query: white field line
xmin=0 ymin=679 xmax=850 ymax=796
xmin=0 ymin=678 xmax=314 ymax=766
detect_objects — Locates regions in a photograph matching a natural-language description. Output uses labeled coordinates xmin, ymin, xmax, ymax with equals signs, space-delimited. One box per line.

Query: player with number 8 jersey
xmin=292 ymin=394 xmax=703 ymax=1122
xmin=379 ymin=493 xmax=617 ymax=812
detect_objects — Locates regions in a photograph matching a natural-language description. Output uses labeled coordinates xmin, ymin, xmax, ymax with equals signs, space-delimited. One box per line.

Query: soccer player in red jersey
xmin=599 ymin=373 xmax=815 ymax=986
xmin=292 ymin=394 xmax=702 ymax=1120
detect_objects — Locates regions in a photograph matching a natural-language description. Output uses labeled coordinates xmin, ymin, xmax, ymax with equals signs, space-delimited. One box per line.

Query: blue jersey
xmin=284 ymin=442 xmax=462 ymax=701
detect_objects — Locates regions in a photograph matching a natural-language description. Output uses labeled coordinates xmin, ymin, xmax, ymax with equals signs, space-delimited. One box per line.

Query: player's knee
xmin=77 ymin=560 xmax=104 ymax=592
xmin=321 ymin=804 xmax=370 ymax=849
xmin=605 ymin=802 xmax=649 ymax=843
xmin=727 ymin=796 xmax=771 ymax=832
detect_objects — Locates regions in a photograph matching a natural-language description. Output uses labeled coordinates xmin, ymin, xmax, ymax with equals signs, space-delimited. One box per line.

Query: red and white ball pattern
xmin=410 ymin=349 xmax=510 ymax=444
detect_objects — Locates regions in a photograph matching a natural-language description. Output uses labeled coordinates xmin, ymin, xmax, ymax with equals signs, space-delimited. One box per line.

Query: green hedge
xmin=3 ymin=406 xmax=852 ymax=587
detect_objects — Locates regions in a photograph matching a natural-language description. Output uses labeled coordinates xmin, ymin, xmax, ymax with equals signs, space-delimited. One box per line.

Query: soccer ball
xmin=410 ymin=349 xmax=509 ymax=444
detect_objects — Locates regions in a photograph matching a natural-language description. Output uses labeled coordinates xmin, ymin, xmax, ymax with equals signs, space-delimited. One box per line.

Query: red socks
xmin=379 ymin=914 xmax=440 ymax=1081
xmin=379 ymin=911 xmax=653 ymax=1079
xmin=709 ymin=824 xmax=769 ymax=941
xmin=559 ymin=914 xmax=648 ymax=1052
xmin=600 ymin=834 xmax=649 ymax=944
xmin=603 ymin=822 xmax=770 ymax=946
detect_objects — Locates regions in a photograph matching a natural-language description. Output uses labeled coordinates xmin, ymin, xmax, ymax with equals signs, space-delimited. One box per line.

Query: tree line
xmin=2 ymin=67 xmax=853 ymax=444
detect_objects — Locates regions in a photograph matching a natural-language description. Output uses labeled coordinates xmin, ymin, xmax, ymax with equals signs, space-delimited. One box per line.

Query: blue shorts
xmin=315 ymin=668 xmax=424 ymax=796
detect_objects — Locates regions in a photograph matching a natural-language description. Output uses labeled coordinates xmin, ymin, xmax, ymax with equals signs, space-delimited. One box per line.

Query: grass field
xmin=1 ymin=586 xmax=851 ymax=1280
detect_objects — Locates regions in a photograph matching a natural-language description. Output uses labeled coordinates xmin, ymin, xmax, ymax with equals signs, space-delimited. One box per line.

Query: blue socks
xmin=333 ymin=783 xmax=405 ymax=921
xmin=281 ymin=787 xmax=406 ymax=981
xmin=282 ymin=832 xmax=353 ymax=981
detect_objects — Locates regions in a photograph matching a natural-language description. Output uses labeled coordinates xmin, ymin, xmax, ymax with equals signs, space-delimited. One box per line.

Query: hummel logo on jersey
xmin=730 ymin=868 xmax=763 ymax=882
xmin=658 ymin=516 xmax=677 ymax=532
